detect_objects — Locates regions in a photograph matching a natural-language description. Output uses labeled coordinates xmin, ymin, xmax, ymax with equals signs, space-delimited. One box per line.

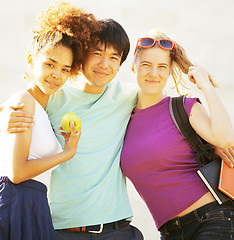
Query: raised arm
xmin=188 ymin=66 xmax=234 ymax=149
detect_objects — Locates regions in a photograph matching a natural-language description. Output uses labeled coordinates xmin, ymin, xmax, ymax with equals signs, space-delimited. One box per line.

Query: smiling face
xmin=81 ymin=42 xmax=122 ymax=94
xmin=30 ymin=44 xmax=73 ymax=96
xmin=134 ymin=46 xmax=171 ymax=97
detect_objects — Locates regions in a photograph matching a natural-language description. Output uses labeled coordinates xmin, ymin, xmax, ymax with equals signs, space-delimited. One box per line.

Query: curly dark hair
xmin=27 ymin=1 xmax=100 ymax=76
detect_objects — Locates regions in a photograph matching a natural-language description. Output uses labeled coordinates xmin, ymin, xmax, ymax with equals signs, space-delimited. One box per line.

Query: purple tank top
xmin=121 ymin=96 xmax=208 ymax=229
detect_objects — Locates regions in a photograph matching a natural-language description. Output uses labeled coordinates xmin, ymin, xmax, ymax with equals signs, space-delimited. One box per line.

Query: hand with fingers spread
xmin=214 ymin=146 xmax=234 ymax=168
xmin=59 ymin=121 xmax=81 ymax=159
xmin=0 ymin=103 xmax=34 ymax=133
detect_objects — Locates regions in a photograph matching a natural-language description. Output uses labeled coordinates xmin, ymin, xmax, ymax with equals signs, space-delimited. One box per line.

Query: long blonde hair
xmin=133 ymin=31 xmax=217 ymax=95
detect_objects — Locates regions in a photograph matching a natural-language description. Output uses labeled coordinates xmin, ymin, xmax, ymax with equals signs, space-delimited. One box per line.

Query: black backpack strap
xmin=169 ymin=96 xmax=215 ymax=166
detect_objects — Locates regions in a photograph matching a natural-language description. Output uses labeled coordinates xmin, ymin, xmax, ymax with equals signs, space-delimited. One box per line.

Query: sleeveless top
xmin=30 ymin=99 xmax=63 ymax=187
xmin=0 ymin=98 xmax=62 ymax=188
xmin=121 ymin=97 xmax=208 ymax=229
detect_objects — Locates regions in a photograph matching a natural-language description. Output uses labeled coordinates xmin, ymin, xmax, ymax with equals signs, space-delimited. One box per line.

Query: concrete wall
xmin=0 ymin=1 xmax=233 ymax=239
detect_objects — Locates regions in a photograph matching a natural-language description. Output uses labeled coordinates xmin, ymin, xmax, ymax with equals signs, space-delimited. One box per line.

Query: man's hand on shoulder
xmin=0 ymin=103 xmax=34 ymax=133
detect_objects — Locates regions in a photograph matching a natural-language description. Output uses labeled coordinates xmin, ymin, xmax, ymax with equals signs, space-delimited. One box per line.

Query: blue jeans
xmin=55 ymin=221 xmax=143 ymax=240
xmin=159 ymin=199 xmax=234 ymax=240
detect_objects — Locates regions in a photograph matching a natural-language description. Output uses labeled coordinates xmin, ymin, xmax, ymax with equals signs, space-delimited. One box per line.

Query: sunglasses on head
xmin=134 ymin=37 xmax=175 ymax=56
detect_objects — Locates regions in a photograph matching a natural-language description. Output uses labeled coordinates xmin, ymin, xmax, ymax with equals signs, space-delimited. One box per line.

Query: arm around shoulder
xmin=6 ymin=92 xmax=81 ymax=183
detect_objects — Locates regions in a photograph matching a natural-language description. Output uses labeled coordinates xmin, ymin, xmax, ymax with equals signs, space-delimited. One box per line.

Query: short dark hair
xmin=98 ymin=19 xmax=130 ymax=65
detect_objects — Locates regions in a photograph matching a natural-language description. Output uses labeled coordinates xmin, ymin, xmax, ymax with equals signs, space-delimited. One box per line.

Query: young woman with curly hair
xmin=0 ymin=2 xmax=99 ymax=239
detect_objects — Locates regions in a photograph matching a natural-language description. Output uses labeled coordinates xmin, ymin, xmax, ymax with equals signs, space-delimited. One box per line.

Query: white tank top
xmin=29 ymin=99 xmax=63 ymax=187
xmin=0 ymin=98 xmax=62 ymax=188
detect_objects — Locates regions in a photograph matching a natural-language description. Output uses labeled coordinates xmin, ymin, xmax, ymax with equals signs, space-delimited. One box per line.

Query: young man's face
xmin=82 ymin=42 xmax=122 ymax=94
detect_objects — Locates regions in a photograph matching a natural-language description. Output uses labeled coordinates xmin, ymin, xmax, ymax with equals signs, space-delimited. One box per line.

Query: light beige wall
xmin=0 ymin=1 xmax=233 ymax=239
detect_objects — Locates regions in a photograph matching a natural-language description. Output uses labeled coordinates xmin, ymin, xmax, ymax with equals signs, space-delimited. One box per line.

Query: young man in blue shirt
xmin=2 ymin=19 xmax=143 ymax=240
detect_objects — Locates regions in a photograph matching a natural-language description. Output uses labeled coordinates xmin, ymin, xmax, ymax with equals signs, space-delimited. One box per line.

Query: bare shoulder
xmin=4 ymin=90 xmax=35 ymax=115
xmin=189 ymin=100 xmax=210 ymax=133
xmin=190 ymin=100 xmax=207 ymax=118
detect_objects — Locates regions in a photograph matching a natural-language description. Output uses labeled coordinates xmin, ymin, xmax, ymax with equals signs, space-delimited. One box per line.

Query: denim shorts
xmin=159 ymin=199 xmax=234 ymax=240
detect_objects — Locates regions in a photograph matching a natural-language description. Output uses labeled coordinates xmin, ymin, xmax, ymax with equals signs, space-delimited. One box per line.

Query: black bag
xmin=169 ymin=95 xmax=229 ymax=204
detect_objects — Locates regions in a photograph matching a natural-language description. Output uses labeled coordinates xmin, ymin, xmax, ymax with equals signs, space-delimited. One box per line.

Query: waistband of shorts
xmin=0 ymin=176 xmax=47 ymax=194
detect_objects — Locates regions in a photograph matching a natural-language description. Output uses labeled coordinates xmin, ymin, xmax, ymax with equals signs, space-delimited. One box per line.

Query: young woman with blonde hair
xmin=121 ymin=31 xmax=234 ymax=239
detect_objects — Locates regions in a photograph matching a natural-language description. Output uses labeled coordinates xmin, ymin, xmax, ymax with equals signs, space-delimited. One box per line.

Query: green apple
xmin=60 ymin=112 xmax=81 ymax=133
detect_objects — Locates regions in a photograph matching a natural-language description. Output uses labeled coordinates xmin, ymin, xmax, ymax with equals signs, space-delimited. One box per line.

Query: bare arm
xmin=5 ymin=92 xmax=81 ymax=184
xmin=9 ymin=125 xmax=81 ymax=184
xmin=188 ymin=66 xmax=234 ymax=149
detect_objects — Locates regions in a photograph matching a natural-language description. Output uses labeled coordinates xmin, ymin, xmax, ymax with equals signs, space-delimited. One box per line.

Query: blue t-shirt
xmin=45 ymin=79 xmax=137 ymax=229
